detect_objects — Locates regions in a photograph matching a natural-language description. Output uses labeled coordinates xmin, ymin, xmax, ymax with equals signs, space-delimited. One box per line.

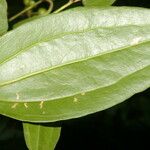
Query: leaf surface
xmin=23 ymin=123 xmax=61 ymax=150
xmin=0 ymin=0 xmax=8 ymax=35
xmin=83 ymin=0 xmax=116 ymax=6
xmin=13 ymin=15 xmax=45 ymax=29
xmin=0 ymin=7 xmax=150 ymax=122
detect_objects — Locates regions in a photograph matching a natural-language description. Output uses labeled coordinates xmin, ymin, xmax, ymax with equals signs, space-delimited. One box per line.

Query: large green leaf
xmin=23 ymin=123 xmax=61 ymax=150
xmin=0 ymin=0 xmax=8 ymax=35
xmin=0 ymin=7 xmax=150 ymax=122
xmin=83 ymin=0 xmax=116 ymax=6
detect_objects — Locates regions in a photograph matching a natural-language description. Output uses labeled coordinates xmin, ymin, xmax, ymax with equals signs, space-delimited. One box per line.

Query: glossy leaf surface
xmin=0 ymin=7 xmax=150 ymax=122
xmin=83 ymin=0 xmax=116 ymax=6
xmin=0 ymin=0 xmax=8 ymax=35
xmin=23 ymin=123 xmax=61 ymax=150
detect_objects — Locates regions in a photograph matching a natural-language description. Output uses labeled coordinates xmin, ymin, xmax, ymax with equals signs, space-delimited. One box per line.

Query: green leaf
xmin=23 ymin=123 xmax=61 ymax=150
xmin=0 ymin=7 xmax=150 ymax=122
xmin=13 ymin=15 xmax=45 ymax=29
xmin=0 ymin=0 xmax=8 ymax=35
xmin=82 ymin=0 xmax=116 ymax=6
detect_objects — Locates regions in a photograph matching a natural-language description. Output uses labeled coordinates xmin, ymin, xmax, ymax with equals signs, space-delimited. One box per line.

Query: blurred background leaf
xmin=82 ymin=0 xmax=116 ymax=6
xmin=0 ymin=0 xmax=8 ymax=35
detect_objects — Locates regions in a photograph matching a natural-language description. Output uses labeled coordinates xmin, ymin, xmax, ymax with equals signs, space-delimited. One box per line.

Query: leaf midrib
xmin=0 ymin=39 xmax=149 ymax=88
xmin=36 ymin=125 xmax=41 ymax=150
xmin=1 ymin=64 xmax=149 ymax=103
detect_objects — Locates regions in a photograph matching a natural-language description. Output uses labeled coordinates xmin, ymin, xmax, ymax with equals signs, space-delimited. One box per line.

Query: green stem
xmin=45 ymin=0 xmax=54 ymax=14
xmin=9 ymin=0 xmax=43 ymax=22
xmin=53 ymin=0 xmax=81 ymax=14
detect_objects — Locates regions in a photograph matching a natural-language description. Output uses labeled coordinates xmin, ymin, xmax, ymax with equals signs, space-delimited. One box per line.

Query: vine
xmin=9 ymin=0 xmax=81 ymax=22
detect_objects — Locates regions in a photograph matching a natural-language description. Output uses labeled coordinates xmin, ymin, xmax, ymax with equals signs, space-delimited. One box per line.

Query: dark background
xmin=0 ymin=0 xmax=150 ymax=150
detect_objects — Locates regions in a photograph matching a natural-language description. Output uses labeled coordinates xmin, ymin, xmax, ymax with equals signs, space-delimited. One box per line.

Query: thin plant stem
xmin=45 ymin=0 xmax=54 ymax=14
xmin=9 ymin=0 xmax=43 ymax=22
xmin=53 ymin=0 xmax=81 ymax=14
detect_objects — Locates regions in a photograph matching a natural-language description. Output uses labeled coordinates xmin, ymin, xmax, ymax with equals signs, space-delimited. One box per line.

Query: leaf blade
xmin=0 ymin=7 xmax=150 ymax=122
xmin=23 ymin=123 xmax=61 ymax=150
xmin=0 ymin=0 xmax=8 ymax=35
